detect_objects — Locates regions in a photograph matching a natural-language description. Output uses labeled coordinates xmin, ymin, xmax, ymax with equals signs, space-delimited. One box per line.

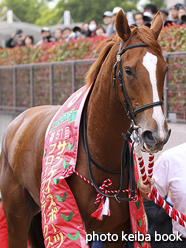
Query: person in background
xmin=134 ymin=12 xmax=145 ymax=27
xmin=55 ymin=28 xmax=63 ymax=42
xmin=72 ymin=26 xmax=83 ymax=39
xmin=143 ymin=194 xmax=173 ymax=248
xmin=143 ymin=3 xmax=158 ymax=27
xmin=62 ymin=27 xmax=73 ymax=41
xmin=177 ymin=6 xmax=186 ymax=24
xmin=87 ymin=19 xmax=98 ymax=37
xmin=6 ymin=29 xmax=25 ymax=48
xmin=90 ymin=235 xmax=104 ymax=248
xmin=36 ymin=27 xmax=55 ymax=45
xmin=106 ymin=6 xmax=124 ymax=37
xmin=81 ymin=22 xmax=89 ymax=37
xmin=24 ymin=35 xmax=34 ymax=46
xmin=169 ymin=4 xmax=183 ymax=23
xmin=95 ymin=25 xmax=106 ymax=36
xmin=142 ymin=13 xmax=153 ymax=27
xmin=103 ymin=11 xmax=113 ymax=32
xmin=123 ymin=225 xmax=134 ymax=248
xmin=139 ymin=142 xmax=186 ymax=248
xmin=170 ymin=5 xmax=178 ymax=22
xmin=144 ymin=3 xmax=158 ymax=16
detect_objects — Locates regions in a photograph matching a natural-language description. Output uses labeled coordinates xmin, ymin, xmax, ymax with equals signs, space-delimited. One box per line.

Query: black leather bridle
xmin=113 ymin=41 xmax=163 ymax=121
xmin=81 ymin=41 xmax=164 ymax=203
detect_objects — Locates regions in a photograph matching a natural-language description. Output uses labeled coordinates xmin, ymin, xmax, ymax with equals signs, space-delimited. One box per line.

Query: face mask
xmin=89 ymin=24 xmax=96 ymax=32
xmin=76 ymin=31 xmax=81 ymax=37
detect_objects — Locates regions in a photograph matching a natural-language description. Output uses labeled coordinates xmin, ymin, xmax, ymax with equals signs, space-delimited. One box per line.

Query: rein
xmin=82 ymin=97 xmax=135 ymax=202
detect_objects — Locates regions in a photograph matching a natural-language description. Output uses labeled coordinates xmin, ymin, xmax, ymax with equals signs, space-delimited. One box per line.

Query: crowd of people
xmin=5 ymin=3 xmax=186 ymax=48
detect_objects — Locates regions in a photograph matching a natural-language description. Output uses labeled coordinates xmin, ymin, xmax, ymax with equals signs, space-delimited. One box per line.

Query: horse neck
xmin=86 ymin=58 xmax=131 ymax=171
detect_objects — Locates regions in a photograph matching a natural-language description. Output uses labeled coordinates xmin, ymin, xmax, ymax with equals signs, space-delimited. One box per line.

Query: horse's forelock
xmin=125 ymin=26 xmax=162 ymax=56
xmin=136 ymin=26 xmax=162 ymax=55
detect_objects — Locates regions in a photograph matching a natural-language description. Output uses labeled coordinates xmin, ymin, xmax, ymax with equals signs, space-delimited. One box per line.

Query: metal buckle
xmin=114 ymin=194 xmax=121 ymax=203
xmin=117 ymin=54 xmax=120 ymax=62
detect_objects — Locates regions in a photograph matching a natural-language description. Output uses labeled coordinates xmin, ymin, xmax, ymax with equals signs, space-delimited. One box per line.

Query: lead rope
xmin=134 ymin=140 xmax=186 ymax=228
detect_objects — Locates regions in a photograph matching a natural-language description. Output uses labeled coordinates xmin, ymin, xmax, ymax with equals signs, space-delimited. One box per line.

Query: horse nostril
xmin=142 ymin=131 xmax=156 ymax=144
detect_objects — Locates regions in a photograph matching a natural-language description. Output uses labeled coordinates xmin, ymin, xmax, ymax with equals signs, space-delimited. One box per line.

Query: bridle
xmin=81 ymin=41 xmax=164 ymax=202
xmin=113 ymin=41 xmax=163 ymax=122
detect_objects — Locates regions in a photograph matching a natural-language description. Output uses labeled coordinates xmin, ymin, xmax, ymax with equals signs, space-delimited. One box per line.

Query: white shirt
xmin=153 ymin=142 xmax=186 ymax=237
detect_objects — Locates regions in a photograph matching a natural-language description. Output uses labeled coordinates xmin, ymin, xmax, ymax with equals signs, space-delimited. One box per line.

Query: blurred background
xmin=0 ymin=0 xmax=185 ymax=46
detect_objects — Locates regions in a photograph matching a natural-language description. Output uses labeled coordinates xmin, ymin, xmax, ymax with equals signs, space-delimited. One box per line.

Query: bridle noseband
xmin=113 ymin=41 xmax=163 ymax=122
xmin=81 ymin=41 xmax=164 ymax=203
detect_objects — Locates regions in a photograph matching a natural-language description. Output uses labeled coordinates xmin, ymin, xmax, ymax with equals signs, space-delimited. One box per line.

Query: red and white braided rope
xmin=134 ymin=142 xmax=186 ymax=228
xmin=74 ymin=169 xmax=137 ymax=204
xmin=148 ymin=153 xmax=154 ymax=178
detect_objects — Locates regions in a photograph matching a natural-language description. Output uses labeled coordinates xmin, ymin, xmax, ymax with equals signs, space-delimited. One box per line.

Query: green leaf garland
xmin=67 ymin=231 xmax=80 ymax=241
xmin=68 ymin=142 xmax=75 ymax=151
xmin=56 ymin=192 xmax=67 ymax=202
xmin=61 ymin=211 xmax=73 ymax=221
xmin=63 ymin=160 xmax=71 ymax=169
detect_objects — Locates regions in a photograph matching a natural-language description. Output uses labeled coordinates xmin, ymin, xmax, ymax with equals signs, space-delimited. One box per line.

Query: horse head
xmin=115 ymin=10 xmax=171 ymax=153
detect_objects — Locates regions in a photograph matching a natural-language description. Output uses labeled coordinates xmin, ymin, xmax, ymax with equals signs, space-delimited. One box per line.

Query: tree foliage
xmin=0 ymin=0 xmax=166 ymax=26
xmin=0 ymin=0 xmax=49 ymax=24
xmin=54 ymin=0 xmax=139 ymax=24
xmin=35 ymin=7 xmax=63 ymax=26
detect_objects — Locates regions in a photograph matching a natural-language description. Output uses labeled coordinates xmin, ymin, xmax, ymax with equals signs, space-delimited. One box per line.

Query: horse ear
xmin=150 ymin=11 xmax=163 ymax=40
xmin=115 ymin=10 xmax=131 ymax=42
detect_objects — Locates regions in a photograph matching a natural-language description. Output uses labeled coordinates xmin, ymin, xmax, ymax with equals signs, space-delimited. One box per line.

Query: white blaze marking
xmin=142 ymin=52 xmax=165 ymax=141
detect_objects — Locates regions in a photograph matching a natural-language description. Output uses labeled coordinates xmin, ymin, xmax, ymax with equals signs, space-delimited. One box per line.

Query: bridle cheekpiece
xmin=113 ymin=41 xmax=163 ymax=122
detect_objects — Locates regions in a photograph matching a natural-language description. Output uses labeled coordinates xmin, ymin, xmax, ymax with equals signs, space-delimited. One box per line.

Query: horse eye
xmin=124 ymin=67 xmax=133 ymax=76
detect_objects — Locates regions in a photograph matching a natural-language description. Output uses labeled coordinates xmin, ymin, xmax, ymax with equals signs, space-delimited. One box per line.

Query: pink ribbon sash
xmin=40 ymin=83 xmax=149 ymax=248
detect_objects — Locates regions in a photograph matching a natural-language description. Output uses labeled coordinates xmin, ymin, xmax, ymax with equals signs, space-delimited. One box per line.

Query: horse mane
xmin=85 ymin=25 xmax=162 ymax=86
xmin=85 ymin=35 xmax=118 ymax=87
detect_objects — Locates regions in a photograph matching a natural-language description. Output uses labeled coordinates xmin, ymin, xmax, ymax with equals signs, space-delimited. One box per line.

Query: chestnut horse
xmin=0 ymin=11 xmax=170 ymax=248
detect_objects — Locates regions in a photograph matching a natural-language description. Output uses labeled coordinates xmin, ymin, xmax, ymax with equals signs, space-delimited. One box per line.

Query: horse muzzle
xmin=139 ymin=127 xmax=171 ymax=153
